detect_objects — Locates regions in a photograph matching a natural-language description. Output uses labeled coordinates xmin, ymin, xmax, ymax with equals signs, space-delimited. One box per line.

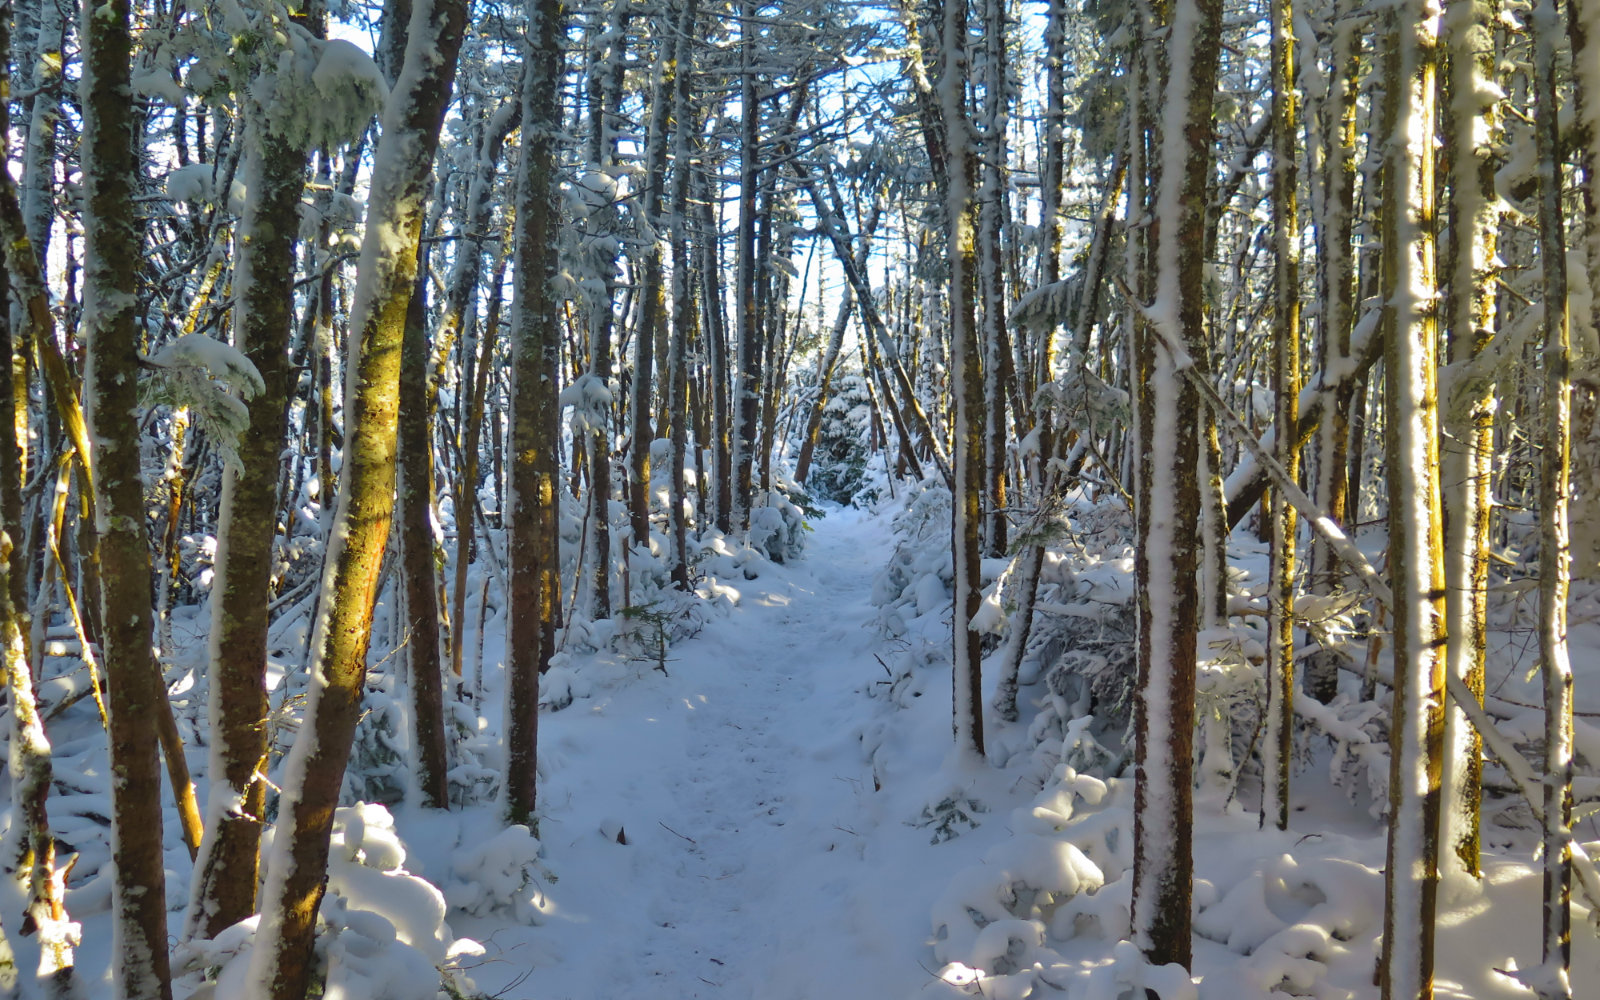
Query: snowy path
xmin=456 ymin=507 xmax=943 ymax=999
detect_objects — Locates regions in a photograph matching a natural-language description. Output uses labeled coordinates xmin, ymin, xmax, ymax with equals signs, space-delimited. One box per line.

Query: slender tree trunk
xmin=81 ymin=0 xmax=174 ymax=992
xmin=185 ymin=48 xmax=310 ymax=940
xmin=667 ymin=0 xmax=701 ymax=589
xmin=504 ymin=0 xmax=567 ymax=828
xmin=1377 ymin=1 xmax=1447 ymax=994
xmin=697 ymin=171 xmax=734 ymax=534
xmin=979 ymin=0 xmax=1009 ymax=558
xmin=399 ymin=270 xmax=450 ymax=809
xmin=1439 ymin=0 xmax=1498 ymax=882
xmin=1304 ymin=0 xmax=1362 ymax=706
xmin=1533 ymin=0 xmax=1573 ymax=988
xmin=731 ymin=8 xmax=763 ymax=535
xmin=943 ymin=0 xmax=984 ymax=759
xmin=1262 ymin=0 xmax=1301 ymax=832
xmin=245 ymin=0 xmax=468 ymax=993
xmin=1130 ymin=0 xmax=1220 ymax=967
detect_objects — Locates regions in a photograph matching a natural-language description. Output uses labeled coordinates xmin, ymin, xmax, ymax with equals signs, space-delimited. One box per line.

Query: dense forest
xmin=0 ymin=0 xmax=1598 ymax=995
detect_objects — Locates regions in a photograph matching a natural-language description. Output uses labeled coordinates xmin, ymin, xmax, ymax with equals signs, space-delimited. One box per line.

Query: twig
xmin=659 ymin=821 xmax=697 ymax=845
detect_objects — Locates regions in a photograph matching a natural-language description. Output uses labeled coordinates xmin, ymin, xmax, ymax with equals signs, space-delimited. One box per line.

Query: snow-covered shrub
xmin=870 ymin=482 xmax=952 ymax=637
xmin=746 ymin=483 xmax=812 ymax=564
xmin=180 ymin=805 xmax=484 ymax=1000
xmin=346 ymin=667 xmax=412 ymax=806
xmin=443 ymin=824 xmax=552 ymax=924
xmin=1195 ymin=853 xmax=1383 ymax=999
xmin=930 ymin=767 xmax=1150 ymax=997
xmin=141 ymin=333 xmax=265 ymax=470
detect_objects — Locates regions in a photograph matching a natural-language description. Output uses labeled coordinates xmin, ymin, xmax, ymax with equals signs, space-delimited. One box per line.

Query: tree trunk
xmin=1130 ymin=0 xmax=1220 ymax=966
xmin=979 ymin=0 xmax=1008 ymax=558
xmin=399 ymin=270 xmax=451 ymax=809
xmin=1533 ymin=0 xmax=1573 ymax=988
xmin=185 ymin=52 xmax=309 ymax=940
xmin=504 ymin=0 xmax=567 ymax=828
xmin=245 ymin=0 xmax=468 ymax=993
xmin=666 ymin=0 xmax=701 ymax=589
xmin=1262 ymin=0 xmax=1300 ymax=832
xmin=942 ymin=0 xmax=984 ymax=759
xmin=1438 ymin=0 xmax=1498 ymax=882
xmin=731 ymin=8 xmax=763 ymax=535
xmin=1377 ymin=2 xmax=1447 ymax=994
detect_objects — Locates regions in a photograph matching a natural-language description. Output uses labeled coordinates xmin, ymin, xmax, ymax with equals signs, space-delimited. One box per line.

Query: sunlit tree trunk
xmin=1377 ymin=1 xmax=1447 ymax=995
xmin=1438 ymin=0 xmax=1498 ymax=883
xmin=245 ymin=0 xmax=469 ymax=993
xmin=1304 ymin=0 xmax=1362 ymax=706
xmin=185 ymin=24 xmax=313 ymax=937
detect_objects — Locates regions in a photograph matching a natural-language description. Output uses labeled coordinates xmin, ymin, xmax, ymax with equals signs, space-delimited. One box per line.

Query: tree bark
xmin=81 ymin=0 xmax=174 ymax=992
xmin=942 ymin=0 xmax=984 ymax=759
xmin=185 ymin=49 xmax=309 ymax=940
xmin=1533 ymin=0 xmax=1573 ymax=988
xmin=1262 ymin=0 xmax=1300 ymax=832
xmin=504 ymin=0 xmax=567 ymax=828
xmin=399 ymin=270 xmax=451 ymax=809
xmin=245 ymin=0 xmax=468 ymax=993
xmin=1377 ymin=2 xmax=1447 ymax=995
xmin=1130 ymin=0 xmax=1220 ymax=967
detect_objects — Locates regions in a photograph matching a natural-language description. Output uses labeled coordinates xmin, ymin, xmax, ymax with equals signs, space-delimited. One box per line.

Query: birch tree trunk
xmin=245 ymin=0 xmax=469 ymax=993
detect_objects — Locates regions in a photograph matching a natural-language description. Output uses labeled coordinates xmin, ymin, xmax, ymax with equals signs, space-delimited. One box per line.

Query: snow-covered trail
xmin=456 ymin=506 xmax=944 ymax=999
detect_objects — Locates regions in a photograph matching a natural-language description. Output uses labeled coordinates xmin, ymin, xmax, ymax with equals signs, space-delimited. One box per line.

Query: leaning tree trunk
xmin=81 ymin=0 xmax=174 ymax=995
xmin=244 ymin=0 xmax=468 ymax=994
xmin=1377 ymin=0 xmax=1447 ymax=995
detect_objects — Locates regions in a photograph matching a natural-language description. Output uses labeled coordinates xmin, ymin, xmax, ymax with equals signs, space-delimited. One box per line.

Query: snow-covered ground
xmin=16 ymin=498 xmax=1600 ymax=998
xmin=424 ymin=504 xmax=970 ymax=998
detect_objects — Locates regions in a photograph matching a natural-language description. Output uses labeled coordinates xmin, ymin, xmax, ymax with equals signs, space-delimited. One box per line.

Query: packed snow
xmin=8 ymin=490 xmax=1600 ymax=998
